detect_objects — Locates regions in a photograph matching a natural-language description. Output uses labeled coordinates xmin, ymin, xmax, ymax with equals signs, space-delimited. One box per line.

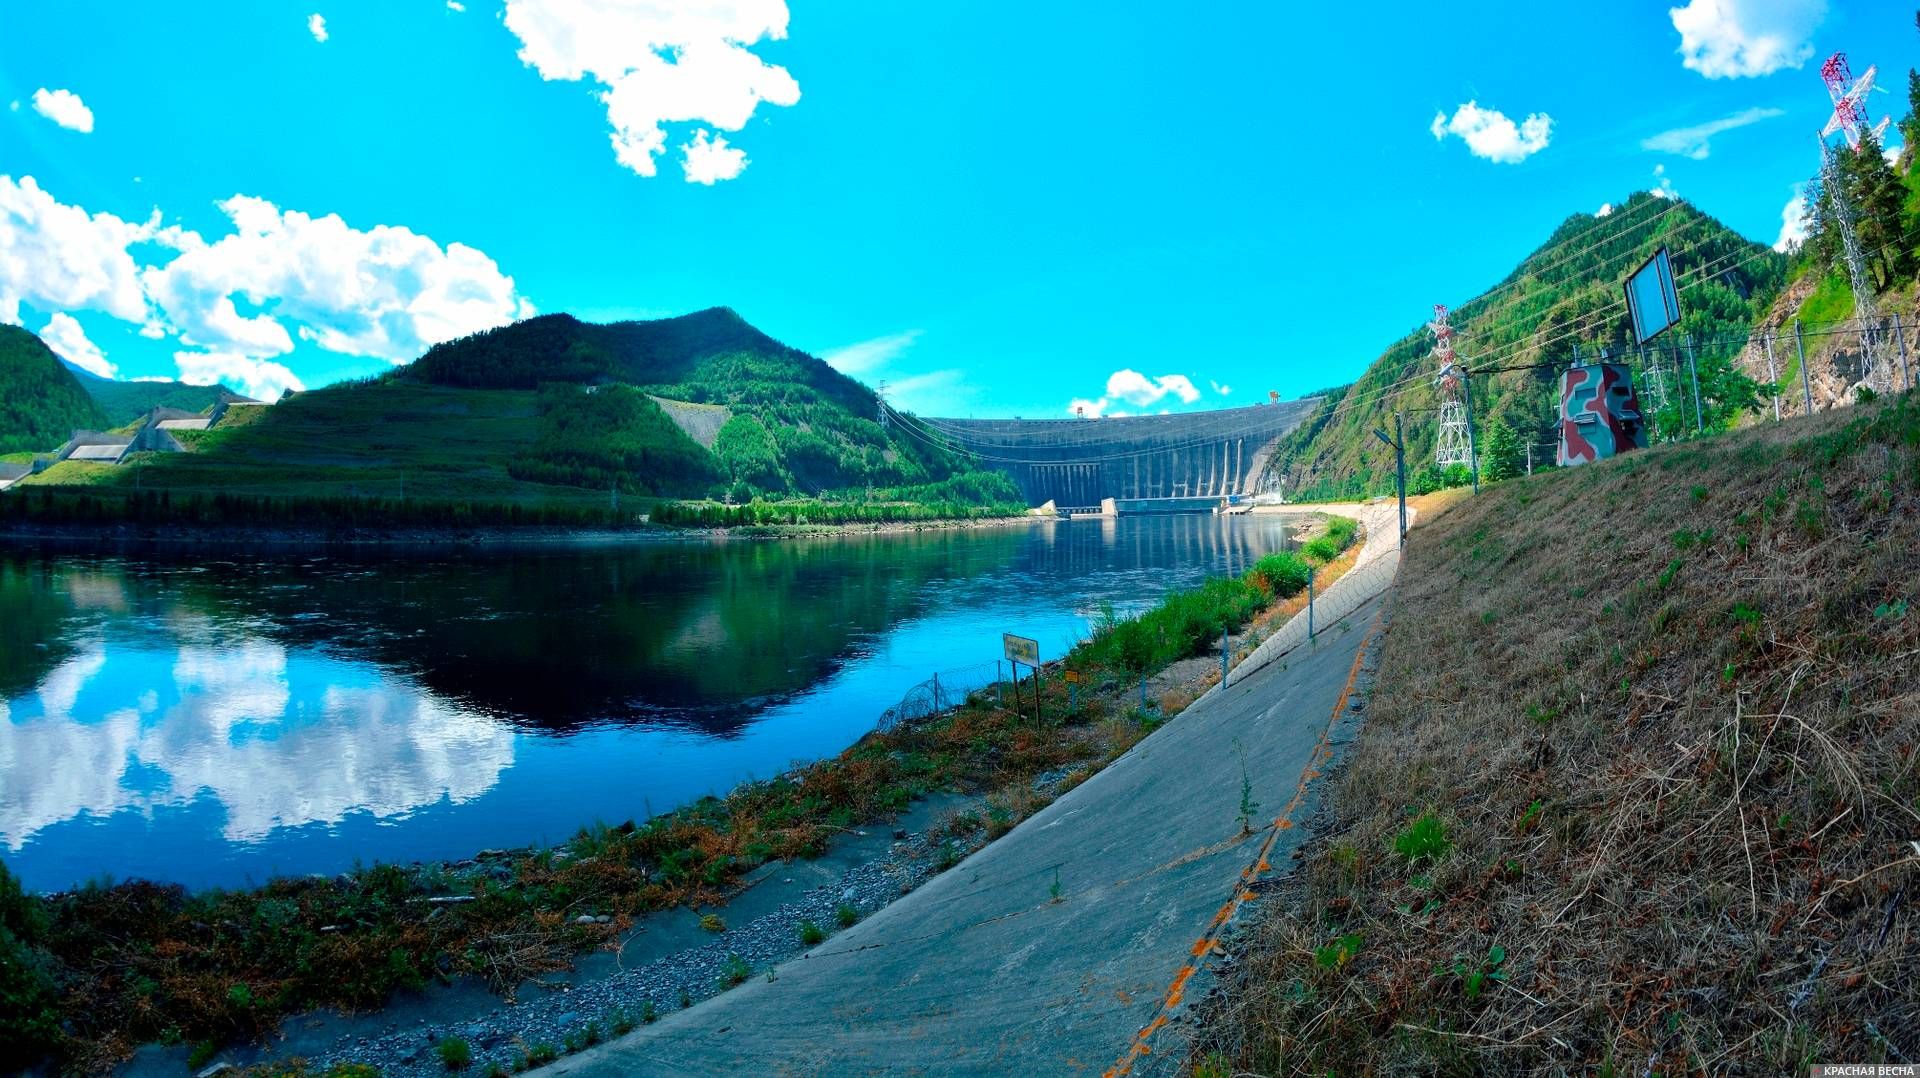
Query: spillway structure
xmin=919 ymin=398 xmax=1324 ymax=511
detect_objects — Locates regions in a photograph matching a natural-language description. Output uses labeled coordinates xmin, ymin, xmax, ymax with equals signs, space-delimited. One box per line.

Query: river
xmin=0 ymin=514 xmax=1300 ymax=892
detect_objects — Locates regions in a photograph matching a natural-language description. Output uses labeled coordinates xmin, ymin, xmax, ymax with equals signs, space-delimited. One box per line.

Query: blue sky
xmin=0 ymin=0 xmax=1911 ymax=416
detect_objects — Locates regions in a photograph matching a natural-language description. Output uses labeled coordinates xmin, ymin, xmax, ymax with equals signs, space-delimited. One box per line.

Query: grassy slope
xmin=1195 ymin=397 xmax=1919 ymax=1073
xmin=0 ymin=325 xmax=108 ymax=454
xmin=23 ymin=381 xmax=611 ymax=507
xmin=1272 ymin=194 xmax=1786 ymax=499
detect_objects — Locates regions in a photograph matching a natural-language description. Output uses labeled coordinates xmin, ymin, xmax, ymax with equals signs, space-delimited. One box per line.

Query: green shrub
xmin=0 ymin=861 xmax=60 ymax=1070
xmin=437 ymin=1036 xmax=473 ymax=1071
xmin=834 ymin=903 xmax=859 ymax=928
xmin=798 ymin=920 xmax=826 ymax=945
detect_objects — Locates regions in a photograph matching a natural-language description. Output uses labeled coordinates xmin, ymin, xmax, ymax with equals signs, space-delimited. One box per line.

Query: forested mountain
xmin=0 ymin=325 xmax=108 ymax=454
xmin=407 ymin=308 xmax=976 ymax=497
xmin=20 ymin=309 xmax=1010 ymax=508
xmin=1271 ymin=193 xmax=1788 ymax=499
xmin=64 ymin=363 xmax=251 ymax=427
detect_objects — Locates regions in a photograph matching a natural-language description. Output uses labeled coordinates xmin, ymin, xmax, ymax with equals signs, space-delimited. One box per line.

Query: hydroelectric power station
xmin=914 ymin=398 xmax=1324 ymax=512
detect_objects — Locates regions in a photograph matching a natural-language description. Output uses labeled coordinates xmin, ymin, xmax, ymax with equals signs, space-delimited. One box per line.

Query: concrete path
xmin=550 ymin=503 xmax=1407 ymax=1077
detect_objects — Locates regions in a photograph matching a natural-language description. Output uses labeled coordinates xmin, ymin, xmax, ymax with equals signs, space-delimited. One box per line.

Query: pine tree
xmin=1843 ymin=130 xmax=1914 ymax=288
xmin=1481 ymin=422 xmax=1524 ymax=482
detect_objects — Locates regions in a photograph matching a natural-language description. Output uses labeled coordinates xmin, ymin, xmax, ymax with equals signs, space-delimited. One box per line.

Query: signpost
xmin=1003 ymin=633 xmax=1042 ymax=724
xmin=1624 ymin=246 xmax=1682 ymax=346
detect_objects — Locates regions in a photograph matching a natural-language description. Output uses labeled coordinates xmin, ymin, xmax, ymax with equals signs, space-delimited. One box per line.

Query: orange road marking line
xmin=1103 ymin=607 xmax=1383 ymax=1078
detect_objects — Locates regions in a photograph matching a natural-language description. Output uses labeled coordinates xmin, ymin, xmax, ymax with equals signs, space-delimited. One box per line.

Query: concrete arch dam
xmin=924 ymin=398 xmax=1323 ymax=509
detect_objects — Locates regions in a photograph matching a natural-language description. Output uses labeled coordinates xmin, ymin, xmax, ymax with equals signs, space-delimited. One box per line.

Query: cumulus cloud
xmin=0 ymin=175 xmax=153 ymax=325
xmin=1773 ymin=184 xmax=1810 ymax=252
xmin=682 ymin=130 xmax=748 ymax=185
xmin=142 ymin=194 xmax=534 ymax=366
xmin=1642 ymin=106 xmax=1784 ymax=159
xmin=501 ymin=0 xmax=800 ymax=182
xmin=1 ymin=174 xmax=531 ymax=394
xmin=1068 ymin=369 xmax=1204 ymax=417
xmin=1596 ymin=202 xmax=1615 ymax=217
xmin=1210 ymin=380 xmax=1232 ymax=396
xmin=1670 ymin=0 xmax=1826 ymax=79
xmin=1431 ymin=101 xmax=1552 ymax=164
xmin=41 ymin=312 xmax=113 ymax=378
xmin=31 ymin=88 xmax=94 ymax=133
xmin=174 ymin=351 xmax=304 ymax=400
xmin=447 ymin=0 xmax=466 ymax=9
xmin=308 ymin=13 xmax=328 ymax=42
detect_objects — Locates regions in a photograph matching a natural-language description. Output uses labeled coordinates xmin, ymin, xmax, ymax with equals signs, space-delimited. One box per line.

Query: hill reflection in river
xmin=0 ymin=514 xmax=1297 ymax=890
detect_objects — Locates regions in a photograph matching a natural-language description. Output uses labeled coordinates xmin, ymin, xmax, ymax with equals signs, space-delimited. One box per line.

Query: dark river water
xmin=0 ymin=515 xmax=1298 ymax=892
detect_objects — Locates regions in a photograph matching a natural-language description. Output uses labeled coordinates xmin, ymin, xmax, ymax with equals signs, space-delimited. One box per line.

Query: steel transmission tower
xmin=1818 ymin=52 xmax=1890 ymax=394
xmin=1429 ymin=305 xmax=1472 ymax=466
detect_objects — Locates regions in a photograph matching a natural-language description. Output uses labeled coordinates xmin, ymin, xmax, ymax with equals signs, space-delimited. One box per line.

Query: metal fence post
xmin=932 ymin=672 xmax=942 ymax=711
xmin=1894 ymin=313 xmax=1913 ymax=394
xmin=995 ymin=660 xmax=1004 ymax=706
xmin=1795 ymin=320 xmax=1813 ymax=415
xmin=1685 ymin=333 xmax=1704 ymax=432
xmin=1763 ymin=332 xmax=1782 ymax=421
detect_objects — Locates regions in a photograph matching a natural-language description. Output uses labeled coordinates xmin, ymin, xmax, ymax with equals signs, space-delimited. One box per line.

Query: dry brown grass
xmin=1191 ymin=397 xmax=1920 ymax=1075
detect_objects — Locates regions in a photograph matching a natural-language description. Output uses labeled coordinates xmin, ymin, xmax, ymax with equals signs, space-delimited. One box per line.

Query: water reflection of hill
xmin=5 ymin=531 xmax=1024 ymax=735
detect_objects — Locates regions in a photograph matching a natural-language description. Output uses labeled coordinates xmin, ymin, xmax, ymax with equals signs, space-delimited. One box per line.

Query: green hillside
xmin=63 ymin=362 xmax=250 ymax=426
xmin=1272 ymin=193 xmax=1788 ymax=499
xmin=19 ymin=309 xmax=1009 ymax=510
xmin=407 ymin=308 xmax=951 ymax=495
xmin=0 ymin=325 xmax=108 ymax=454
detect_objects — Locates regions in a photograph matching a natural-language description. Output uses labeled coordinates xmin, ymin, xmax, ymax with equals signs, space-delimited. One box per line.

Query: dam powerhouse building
xmin=920 ymin=397 xmax=1323 ymax=510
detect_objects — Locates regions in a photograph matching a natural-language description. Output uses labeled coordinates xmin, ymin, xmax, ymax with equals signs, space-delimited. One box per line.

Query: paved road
xmin=552 ymin=505 xmax=1405 ymax=1077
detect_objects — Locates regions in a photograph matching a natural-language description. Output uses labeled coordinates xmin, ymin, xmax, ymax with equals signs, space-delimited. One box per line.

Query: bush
xmin=437 ymin=1036 xmax=473 ymax=1071
xmin=0 ymin=862 xmax=60 ymax=1070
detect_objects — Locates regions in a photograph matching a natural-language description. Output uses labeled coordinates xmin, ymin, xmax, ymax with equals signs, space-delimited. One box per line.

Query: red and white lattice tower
xmin=1430 ymin=305 xmax=1472 ymax=466
xmin=1818 ymin=52 xmax=1888 ymax=393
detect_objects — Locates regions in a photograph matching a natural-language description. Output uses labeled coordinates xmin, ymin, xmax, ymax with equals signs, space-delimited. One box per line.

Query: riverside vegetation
xmin=1189 ymin=396 xmax=1920 ymax=1074
xmin=0 ymin=516 xmax=1357 ymax=1073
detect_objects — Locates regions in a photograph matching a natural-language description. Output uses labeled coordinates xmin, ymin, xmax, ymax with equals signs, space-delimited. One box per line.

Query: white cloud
xmin=31 ymin=88 xmax=93 ymax=133
xmin=1108 ymin=369 xmax=1199 ymax=406
xmin=823 ymin=329 xmax=922 ymax=376
xmin=308 ymin=13 xmax=328 ymax=42
xmin=1068 ymin=369 xmax=1205 ymax=417
xmin=447 ymin=0 xmax=466 ymax=9
xmin=1651 ymin=163 xmax=1680 ymax=200
xmin=174 ymin=351 xmax=305 ymax=400
xmin=1670 ymin=0 xmax=1826 ymax=79
xmin=0 ymin=175 xmax=154 ymax=325
xmin=1596 ymin=202 xmax=1615 ymax=217
xmin=682 ymin=130 xmax=748 ymax=185
xmin=6 ymin=101 xmax=17 ymax=112
xmin=1431 ymin=101 xmax=1552 ymax=164
xmin=820 ymin=329 xmax=966 ymax=413
xmin=1210 ymin=380 xmax=1232 ymax=396
xmin=141 ymin=194 xmax=534 ymax=365
xmin=501 ymin=0 xmax=800 ymax=182
xmin=41 ymin=312 xmax=113 ymax=378
xmin=1773 ymin=184 xmax=1809 ymax=252
xmin=1641 ymin=106 xmax=1784 ymax=159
